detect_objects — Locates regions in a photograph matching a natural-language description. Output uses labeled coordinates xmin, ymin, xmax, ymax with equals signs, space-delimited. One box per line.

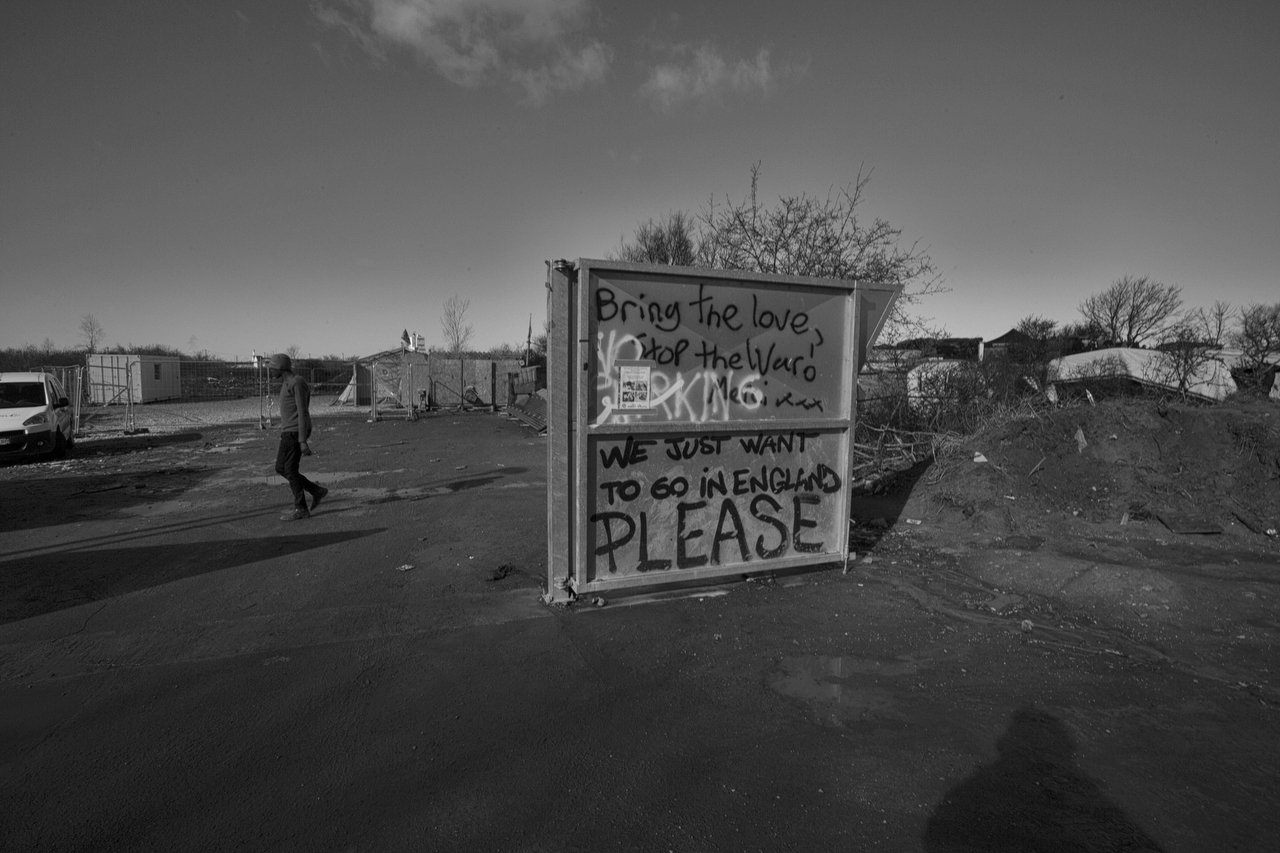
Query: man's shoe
xmin=281 ymin=508 xmax=311 ymax=521
xmin=311 ymin=486 xmax=329 ymax=511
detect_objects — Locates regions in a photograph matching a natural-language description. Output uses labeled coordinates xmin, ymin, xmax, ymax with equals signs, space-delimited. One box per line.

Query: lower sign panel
xmin=586 ymin=429 xmax=848 ymax=585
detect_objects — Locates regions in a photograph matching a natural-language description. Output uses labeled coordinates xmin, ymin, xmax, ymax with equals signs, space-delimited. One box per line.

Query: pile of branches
xmin=850 ymin=423 xmax=955 ymax=485
xmin=852 ymin=396 xmax=1052 ymax=487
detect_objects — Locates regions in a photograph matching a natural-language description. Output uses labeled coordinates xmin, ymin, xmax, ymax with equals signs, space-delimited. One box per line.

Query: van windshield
xmin=0 ymin=382 xmax=48 ymax=408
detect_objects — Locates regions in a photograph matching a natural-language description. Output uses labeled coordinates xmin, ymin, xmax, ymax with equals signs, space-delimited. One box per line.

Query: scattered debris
xmin=77 ymin=483 xmax=126 ymax=495
xmin=593 ymin=596 xmax=607 ymax=608
xmin=1231 ymin=506 xmax=1277 ymax=538
xmin=1020 ymin=619 xmax=1034 ymax=633
xmin=1157 ymin=513 xmax=1224 ymax=535
xmin=396 ymin=563 xmax=415 ymax=572
xmin=1075 ymin=427 xmax=1088 ymax=453
xmin=973 ymin=452 xmax=988 ymax=463
xmin=1127 ymin=503 xmax=1154 ymax=522
xmin=986 ymin=592 xmax=1024 ymax=613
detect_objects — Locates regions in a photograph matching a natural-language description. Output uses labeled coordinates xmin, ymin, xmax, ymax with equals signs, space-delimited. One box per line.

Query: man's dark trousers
xmin=275 ymin=432 xmax=320 ymax=511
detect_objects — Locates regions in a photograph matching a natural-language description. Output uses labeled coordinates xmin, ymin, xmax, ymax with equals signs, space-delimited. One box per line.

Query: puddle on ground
xmin=768 ymin=655 xmax=913 ymax=726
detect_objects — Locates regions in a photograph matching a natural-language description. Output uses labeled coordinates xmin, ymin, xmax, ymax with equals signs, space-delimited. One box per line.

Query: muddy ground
xmin=1 ymin=399 xmax=1277 ymax=851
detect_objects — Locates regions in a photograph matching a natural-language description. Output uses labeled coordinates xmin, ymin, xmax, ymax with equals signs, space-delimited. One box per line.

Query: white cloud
xmin=512 ymin=41 xmax=612 ymax=105
xmin=639 ymin=43 xmax=777 ymax=111
xmin=311 ymin=2 xmax=389 ymax=62
xmin=312 ymin=0 xmax=609 ymax=101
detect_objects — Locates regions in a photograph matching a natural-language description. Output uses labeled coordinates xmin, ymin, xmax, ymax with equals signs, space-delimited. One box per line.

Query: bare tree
xmin=1147 ymin=320 xmax=1219 ymax=400
xmin=1189 ymin=300 xmax=1233 ymax=347
xmin=440 ymin=295 xmax=473 ymax=354
xmin=1059 ymin=319 xmax=1104 ymax=345
xmin=440 ymin=295 xmax=474 ymax=407
xmin=696 ymin=164 xmax=944 ymax=343
xmin=608 ymin=165 xmax=944 ymax=344
xmin=1078 ymin=275 xmax=1183 ymax=347
xmin=1012 ymin=314 xmax=1061 ymax=380
xmin=1232 ymin=302 xmax=1280 ymax=371
xmin=1015 ymin=315 xmax=1057 ymax=341
xmin=611 ymin=211 xmax=698 ymax=266
xmin=79 ymin=314 xmax=104 ymax=351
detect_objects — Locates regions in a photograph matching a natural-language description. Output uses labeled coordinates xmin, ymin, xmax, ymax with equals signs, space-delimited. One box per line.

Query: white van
xmin=0 ymin=372 xmax=75 ymax=460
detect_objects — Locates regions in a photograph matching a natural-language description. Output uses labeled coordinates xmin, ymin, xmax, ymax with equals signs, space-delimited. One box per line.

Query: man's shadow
xmin=924 ymin=706 xmax=1164 ymax=852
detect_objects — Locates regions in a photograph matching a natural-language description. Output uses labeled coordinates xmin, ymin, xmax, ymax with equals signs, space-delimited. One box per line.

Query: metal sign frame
xmin=546 ymin=259 xmax=899 ymax=602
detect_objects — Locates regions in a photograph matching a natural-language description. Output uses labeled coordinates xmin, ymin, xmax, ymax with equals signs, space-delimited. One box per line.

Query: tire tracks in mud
xmin=860 ymin=557 xmax=1280 ymax=707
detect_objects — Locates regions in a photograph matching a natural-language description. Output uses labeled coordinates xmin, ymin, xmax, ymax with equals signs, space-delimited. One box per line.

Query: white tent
xmin=1048 ymin=347 xmax=1237 ymax=403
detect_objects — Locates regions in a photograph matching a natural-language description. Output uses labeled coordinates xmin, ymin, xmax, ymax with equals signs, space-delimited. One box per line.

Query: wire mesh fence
xmin=178 ymin=359 xmax=353 ymax=401
xmin=11 ymin=353 xmax=558 ymax=438
xmin=48 ymin=355 xmax=533 ymax=432
xmin=54 ymin=358 xmax=359 ymax=434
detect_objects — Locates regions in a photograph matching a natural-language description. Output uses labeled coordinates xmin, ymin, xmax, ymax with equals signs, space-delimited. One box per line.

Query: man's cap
xmin=268 ymin=353 xmax=292 ymax=371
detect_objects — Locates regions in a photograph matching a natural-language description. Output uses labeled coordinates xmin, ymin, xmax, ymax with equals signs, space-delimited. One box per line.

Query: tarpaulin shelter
xmin=334 ymin=348 xmax=431 ymax=408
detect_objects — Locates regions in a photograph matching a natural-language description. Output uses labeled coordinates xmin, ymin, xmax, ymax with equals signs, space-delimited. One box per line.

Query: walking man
xmin=268 ymin=353 xmax=328 ymax=520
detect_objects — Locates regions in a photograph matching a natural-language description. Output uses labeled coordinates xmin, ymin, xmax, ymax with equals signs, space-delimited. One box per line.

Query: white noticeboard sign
xmin=545 ymin=259 xmax=899 ymax=601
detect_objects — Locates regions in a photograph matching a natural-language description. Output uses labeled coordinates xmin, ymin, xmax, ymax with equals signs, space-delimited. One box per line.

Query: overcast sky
xmin=3 ymin=0 xmax=1277 ymax=360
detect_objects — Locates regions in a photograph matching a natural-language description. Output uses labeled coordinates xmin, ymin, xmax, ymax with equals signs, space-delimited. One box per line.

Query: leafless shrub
xmin=1079 ymin=275 xmax=1183 ymax=347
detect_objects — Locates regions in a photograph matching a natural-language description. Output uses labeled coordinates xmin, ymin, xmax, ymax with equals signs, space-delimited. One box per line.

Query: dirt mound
xmin=901 ymin=398 xmax=1280 ymax=544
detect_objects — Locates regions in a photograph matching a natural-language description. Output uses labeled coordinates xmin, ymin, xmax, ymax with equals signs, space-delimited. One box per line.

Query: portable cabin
xmin=87 ymin=353 xmax=182 ymax=404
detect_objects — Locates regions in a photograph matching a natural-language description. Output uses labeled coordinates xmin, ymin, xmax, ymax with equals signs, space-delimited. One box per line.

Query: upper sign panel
xmin=587 ymin=267 xmax=853 ymax=426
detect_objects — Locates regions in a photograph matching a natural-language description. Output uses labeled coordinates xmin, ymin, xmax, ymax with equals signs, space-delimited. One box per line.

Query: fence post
xmin=125 ymin=359 xmax=137 ymax=433
xmin=406 ymin=362 xmax=416 ymax=421
xmin=71 ymin=366 xmax=82 ymax=436
xmin=257 ymin=356 xmax=270 ymax=429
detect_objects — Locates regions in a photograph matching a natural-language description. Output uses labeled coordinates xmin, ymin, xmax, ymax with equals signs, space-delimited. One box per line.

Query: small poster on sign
xmin=616 ymin=361 xmax=652 ymax=410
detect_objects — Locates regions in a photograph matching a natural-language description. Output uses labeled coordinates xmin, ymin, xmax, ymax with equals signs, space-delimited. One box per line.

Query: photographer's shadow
xmin=924 ymin=706 xmax=1163 ymax=851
